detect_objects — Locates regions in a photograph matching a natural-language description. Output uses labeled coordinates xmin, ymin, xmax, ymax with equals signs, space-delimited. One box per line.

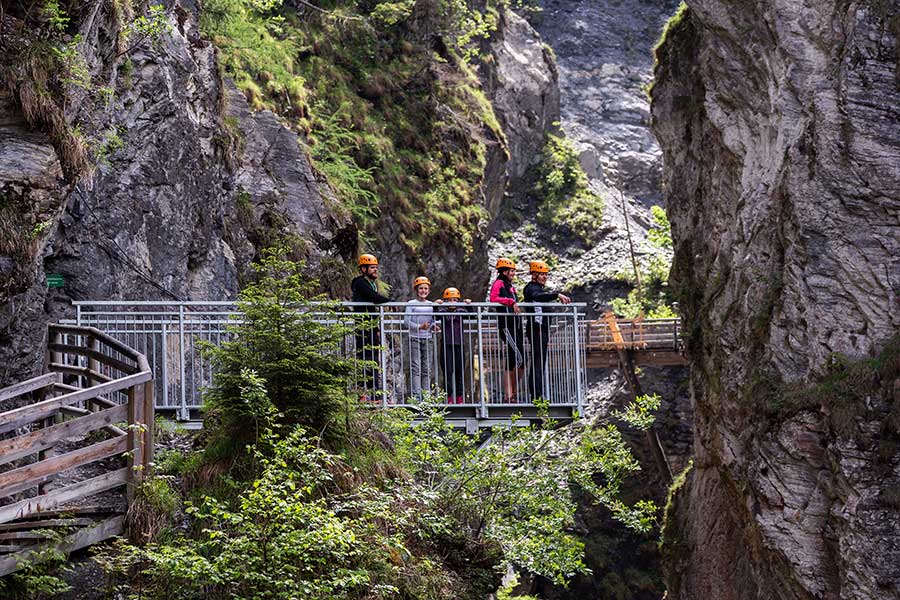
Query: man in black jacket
xmin=352 ymin=254 xmax=391 ymax=401
xmin=523 ymin=260 xmax=571 ymax=401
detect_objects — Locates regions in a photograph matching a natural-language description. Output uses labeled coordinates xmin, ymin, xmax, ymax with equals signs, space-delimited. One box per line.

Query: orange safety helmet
xmin=443 ymin=287 xmax=461 ymax=299
xmin=358 ymin=254 xmax=378 ymax=266
xmin=495 ymin=257 xmax=516 ymax=270
xmin=413 ymin=276 xmax=431 ymax=289
xmin=529 ymin=260 xmax=550 ymax=273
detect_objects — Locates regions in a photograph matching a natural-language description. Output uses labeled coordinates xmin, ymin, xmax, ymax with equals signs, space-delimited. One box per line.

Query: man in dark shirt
xmin=523 ymin=260 xmax=571 ymax=401
xmin=351 ymin=254 xmax=391 ymax=402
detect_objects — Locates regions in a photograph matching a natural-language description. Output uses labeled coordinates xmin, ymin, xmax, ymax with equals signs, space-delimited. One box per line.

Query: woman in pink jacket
xmin=490 ymin=258 xmax=524 ymax=403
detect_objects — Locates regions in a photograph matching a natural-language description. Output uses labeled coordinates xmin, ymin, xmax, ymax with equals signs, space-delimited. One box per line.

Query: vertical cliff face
xmin=0 ymin=1 xmax=353 ymax=385
xmin=0 ymin=1 xmax=558 ymax=385
xmin=651 ymin=1 xmax=900 ymax=598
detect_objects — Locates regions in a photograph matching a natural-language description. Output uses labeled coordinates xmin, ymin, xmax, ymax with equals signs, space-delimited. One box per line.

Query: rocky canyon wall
xmin=0 ymin=1 xmax=556 ymax=386
xmin=651 ymin=0 xmax=900 ymax=598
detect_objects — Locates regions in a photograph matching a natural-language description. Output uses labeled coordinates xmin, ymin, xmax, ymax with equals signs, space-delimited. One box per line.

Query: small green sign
xmin=47 ymin=274 xmax=65 ymax=288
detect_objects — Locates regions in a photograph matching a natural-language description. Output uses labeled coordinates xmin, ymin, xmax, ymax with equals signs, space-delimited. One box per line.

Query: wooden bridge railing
xmin=586 ymin=314 xmax=682 ymax=351
xmin=0 ymin=324 xmax=153 ymax=576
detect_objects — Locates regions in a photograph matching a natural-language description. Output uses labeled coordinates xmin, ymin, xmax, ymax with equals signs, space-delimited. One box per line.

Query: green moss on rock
xmin=201 ymin=0 xmax=508 ymax=259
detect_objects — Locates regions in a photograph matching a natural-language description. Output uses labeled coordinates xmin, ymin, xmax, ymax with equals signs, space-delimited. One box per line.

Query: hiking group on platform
xmin=350 ymin=254 xmax=571 ymax=405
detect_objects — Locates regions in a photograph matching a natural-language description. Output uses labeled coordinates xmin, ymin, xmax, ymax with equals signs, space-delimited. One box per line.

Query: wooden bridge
xmin=585 ymin=314 xmax=685 ymax=368
xmin=0 ymin=325 xmax=153 ymax=577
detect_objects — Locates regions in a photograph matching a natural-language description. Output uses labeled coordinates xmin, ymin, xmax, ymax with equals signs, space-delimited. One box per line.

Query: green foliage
xmin=647 ymin=205 xmax=672 ymax=249
xmin=0 ymin=527 xmax=72 ymax=599
xmin=370 ymin=0 xmax=416 ymax=26
xmin=41 ymin=0 xmax=70 ymax=31
xmin=388 ymin=403 xmax=657 ymax=585
xmin=200 ymin=248 xmax=365 ymax=456
xmin=307 ymin=104 xmax=378 ymax=223
xmin=93 ymin=400 xmax=657 ymax=598
xmin=200 ymin=0 xmax=306 ymax=114
xmin=496 ymin=574 xmax=540 ymax=600
xmin=535 ymin=134 xmax=605 ymax=245
xmin=611 ymin=206 xmax=675 ymax=318
xmin=127 ymin=477 xmax=182 ymax=543
xmin=653 ymin=1 xmax=689 ymax=59
xmin=122 ymin=4 xmax=171 ymax=50
xmin=614 ymin=394 xmax=661 ymax=430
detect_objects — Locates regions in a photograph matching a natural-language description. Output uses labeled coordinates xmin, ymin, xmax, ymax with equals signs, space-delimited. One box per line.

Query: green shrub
xmin=200 ymin=247 xmax=366 ymax=460
xmin=535 ymin=134 xmax=604 ymax=245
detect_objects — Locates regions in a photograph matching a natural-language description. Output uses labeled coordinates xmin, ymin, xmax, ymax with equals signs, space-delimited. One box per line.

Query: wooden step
xmin=0 ymin=531 xmax=51 ymax=541
xmin=0 ymin=518 xmax=94 ymax=532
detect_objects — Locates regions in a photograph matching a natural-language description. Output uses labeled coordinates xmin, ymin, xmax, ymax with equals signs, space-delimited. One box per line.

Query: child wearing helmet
xmin=523 ymin=260 xmax=571 ymax=401
xmin=404 ymin=276 xmax=438 ymax=401
xmin=435 ymin=287 xmax=473 ymax=404
xmin=490 ymin=258 xmax=524 ymax=403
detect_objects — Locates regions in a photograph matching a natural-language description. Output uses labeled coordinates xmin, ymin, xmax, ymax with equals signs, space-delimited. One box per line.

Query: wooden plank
xmin=88 ymin=396 xmax=117 ymax=409
xmin=48 ymin=364 xmax=113 ymax=383
xmin=0 ymin=514 xmax=124 ymax=577
xmin=0 ymin=545 xmax=23 ymax=553
xmin=0 ymin=373 xmax=61 ymax=404
xmin=0 ymin=436 xmax=128 ymax=499
xmin=50 ymin=324 xmax=142 ymax=360
xmin=0 ymin=518 xmax=93 ymax=532
xmin=143 ymin=380 xmax=154 ymax=473
xmin=57 ymin=407 xmax=127 ymax=437
xmin=0 ymin=373 xmax=148 ymax=432
xmin=0 ymin=468 xmax=129 ymax=525
xmin=0 ymin=531 xmax=50 ymax=541
xmin=0 ymin=404 xmax=127 ymax=466
xmin=46 ymin=344 xmax=138 ymax=376
xmin=126 ymin=385 xmax=145 ymax=503
xmin=12 ymin=505 xmax=125 ymax=519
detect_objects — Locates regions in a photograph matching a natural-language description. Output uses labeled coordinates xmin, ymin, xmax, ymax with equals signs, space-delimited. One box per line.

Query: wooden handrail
xmin=0 ymin=323 xmax=155 ymax=575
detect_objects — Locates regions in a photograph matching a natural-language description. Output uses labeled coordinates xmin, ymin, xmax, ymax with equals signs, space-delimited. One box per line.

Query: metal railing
xmin=67 ymin=301 xmax=588 ymax=420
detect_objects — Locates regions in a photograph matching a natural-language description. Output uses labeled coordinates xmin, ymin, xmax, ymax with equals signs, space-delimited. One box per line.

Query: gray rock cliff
xmin=1 ymin=0 xmax=352 ymax=385
xmin=0 ymin=1 xmax=559 ymax=384
xmin=651 ymin=1 xmax=900 ymax=598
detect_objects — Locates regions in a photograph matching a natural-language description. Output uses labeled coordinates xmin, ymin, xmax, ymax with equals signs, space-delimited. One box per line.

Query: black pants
xmin=526 ymin=322 xmax=549 ymax=400
xmin=355 ymin=326 xmax=381 ymax=397
xmin=441 ymin=344 xmax=465 ymax=399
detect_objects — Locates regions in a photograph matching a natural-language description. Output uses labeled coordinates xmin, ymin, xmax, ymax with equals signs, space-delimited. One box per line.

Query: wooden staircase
xmin=0 ymin=324 xmax=153 ymax=577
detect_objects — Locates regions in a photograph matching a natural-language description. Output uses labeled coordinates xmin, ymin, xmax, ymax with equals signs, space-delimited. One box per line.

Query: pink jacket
xmin=490 ymin=279 xmax=516 ymax=306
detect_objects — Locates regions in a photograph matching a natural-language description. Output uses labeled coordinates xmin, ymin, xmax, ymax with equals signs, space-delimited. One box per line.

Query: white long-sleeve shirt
xmin=404 ymin=299 xmax=436 ymax=339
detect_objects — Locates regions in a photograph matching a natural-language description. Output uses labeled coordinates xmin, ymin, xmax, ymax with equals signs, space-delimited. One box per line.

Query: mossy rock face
xmin=202 ymin=0 xmax=511 ymax=291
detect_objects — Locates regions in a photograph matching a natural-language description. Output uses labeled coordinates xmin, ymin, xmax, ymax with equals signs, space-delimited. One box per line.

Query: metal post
xmin=161 ymin=323 xmax=169 ymax=410
xmin=673 ymin=320 xmax=678 ymax=350
xmin=572 ymin=305 xmax=584 ymax=417
xmin=76 ymin=304 xmax=82 ymax=326
xmin=178 ymin=304 xmax=187 ymax=420
xmin=379 ymin=306 xmax=388 ymax=408
xmin=476 ymin=306 xmax=486 ymax=418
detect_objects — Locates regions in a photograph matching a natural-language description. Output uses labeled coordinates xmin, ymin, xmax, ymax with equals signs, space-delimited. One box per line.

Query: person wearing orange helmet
xmin=404 ymin=276 xmax=437 ymax=401
xmin=489 ymin=258 xmax=524 ymax=403
xmin=351 ymin=254 xmax=391 ymax=401
xmin=523 ymin=260 xmax=571 ymax=401
xmin=435 ymin=287 xmax=473 ymax=404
